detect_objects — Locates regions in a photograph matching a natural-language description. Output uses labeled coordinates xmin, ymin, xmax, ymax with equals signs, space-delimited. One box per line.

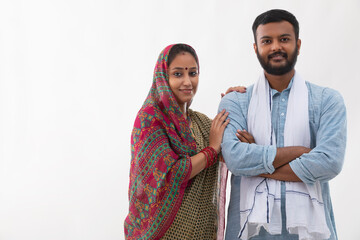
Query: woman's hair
xmin=167 ymin=44 xmax=199 ymax=68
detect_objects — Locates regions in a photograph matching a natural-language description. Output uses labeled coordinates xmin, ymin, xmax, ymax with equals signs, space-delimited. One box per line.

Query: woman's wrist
xmin=200 ymin=146 xmax=218 ymax=168
xmin=209 ymin=145 xmax=220 ymax=154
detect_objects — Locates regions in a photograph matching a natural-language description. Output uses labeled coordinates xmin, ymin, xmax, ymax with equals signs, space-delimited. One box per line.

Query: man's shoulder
xmin=219 ymin=84 xmax=254 ymax=113
xmin=221 ymin=84 xmax=254 ymax=102
xmin=306 ymin=81 xmax=339 ymax=94
xmin=306 ymin=81 xmax=344 ymax=104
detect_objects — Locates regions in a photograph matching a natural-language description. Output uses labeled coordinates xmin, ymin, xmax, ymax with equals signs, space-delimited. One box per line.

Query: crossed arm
xmin=260 ymin=148 xmax=308 ymax=181
xmin=219 ymin=89 xmax=346 ymax=184
xmin=237 ymin=129 xmax=308 ymax=182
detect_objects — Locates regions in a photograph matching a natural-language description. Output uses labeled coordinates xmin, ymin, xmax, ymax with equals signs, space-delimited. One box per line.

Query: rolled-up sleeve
xmin=218 ymin=91 xmax=277 ymax=176
xmin=290 ymin=88 xmax=346 ymax=184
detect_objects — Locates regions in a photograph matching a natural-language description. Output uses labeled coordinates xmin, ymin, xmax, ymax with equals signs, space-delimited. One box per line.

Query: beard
xmin=256 ymin=45 xmax=298 ymax=76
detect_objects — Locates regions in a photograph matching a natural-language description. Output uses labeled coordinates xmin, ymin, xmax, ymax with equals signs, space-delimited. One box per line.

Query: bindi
xmin=185 ymin=67 xmax=188 ymax=70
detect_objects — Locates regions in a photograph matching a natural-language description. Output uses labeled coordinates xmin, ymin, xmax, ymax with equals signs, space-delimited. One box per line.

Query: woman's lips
xmin=179 ymin=89 xmax=193 ymax=94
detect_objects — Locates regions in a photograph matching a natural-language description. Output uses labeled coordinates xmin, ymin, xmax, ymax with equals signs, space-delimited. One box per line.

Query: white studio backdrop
xmin=0 ymin=0 xmax=359 ymax=239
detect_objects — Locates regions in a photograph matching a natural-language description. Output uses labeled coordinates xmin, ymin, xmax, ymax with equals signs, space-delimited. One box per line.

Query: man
xmin=219 ymin=9 xmax=346 ymax=240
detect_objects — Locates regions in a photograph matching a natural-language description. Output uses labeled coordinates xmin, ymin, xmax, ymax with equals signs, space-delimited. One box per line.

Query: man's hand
xmin=236 ymin=129 xmax=255 ymax=144
xmin=259 ymin=164 xmax=302 ymax=182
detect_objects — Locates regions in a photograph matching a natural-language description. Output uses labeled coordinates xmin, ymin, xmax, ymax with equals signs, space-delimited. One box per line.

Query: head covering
xmin=124 ymin=44 xmax=198 ymax=239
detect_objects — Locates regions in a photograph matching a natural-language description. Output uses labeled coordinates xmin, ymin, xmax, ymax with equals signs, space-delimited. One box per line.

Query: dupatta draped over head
xmin=124 ymin=44 xmax=198 ymax=239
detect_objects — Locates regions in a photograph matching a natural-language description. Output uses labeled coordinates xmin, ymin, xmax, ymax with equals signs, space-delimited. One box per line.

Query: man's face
xmin=254 ymin=21 xmax=301 ymax=75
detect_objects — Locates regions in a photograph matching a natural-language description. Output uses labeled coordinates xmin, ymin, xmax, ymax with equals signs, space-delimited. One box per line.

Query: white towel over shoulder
xmin=238 ymin=72 xmax=330 ymax=240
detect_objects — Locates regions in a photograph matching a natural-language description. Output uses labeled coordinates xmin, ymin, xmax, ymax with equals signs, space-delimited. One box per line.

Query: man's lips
xmin=268 ymin=52 xmax=287 ymax=61
xmin=271 ymin=55 xmax=285 ymax=60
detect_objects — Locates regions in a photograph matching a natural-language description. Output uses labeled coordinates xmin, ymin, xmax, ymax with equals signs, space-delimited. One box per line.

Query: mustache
xmin=268 ymin=51 xmax=288 ymax=59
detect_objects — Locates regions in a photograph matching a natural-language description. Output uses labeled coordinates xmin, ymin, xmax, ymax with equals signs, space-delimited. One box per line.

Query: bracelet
xmin=200 ymin=146 xmax=218 ymax=168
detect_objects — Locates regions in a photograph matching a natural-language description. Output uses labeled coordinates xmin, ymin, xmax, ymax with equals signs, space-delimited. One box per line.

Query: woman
xmin=124 ymin=44 xmax=245 ymax=239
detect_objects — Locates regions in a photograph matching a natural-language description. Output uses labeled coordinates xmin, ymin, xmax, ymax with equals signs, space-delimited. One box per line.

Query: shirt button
xmin=282 ymin=98 xmax=285 ymax=102
xmin=281 ymin=113 xmax=285 ymax=116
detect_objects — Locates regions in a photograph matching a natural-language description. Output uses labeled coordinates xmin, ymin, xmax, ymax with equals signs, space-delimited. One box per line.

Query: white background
xmin=0 ymin=0 xmax=359 ymax=239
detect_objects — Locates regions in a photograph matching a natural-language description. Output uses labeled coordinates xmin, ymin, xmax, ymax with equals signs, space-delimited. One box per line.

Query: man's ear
xmin=297 ymin=39 xmax=301 ymax=55
xmin=253 ymin=43 xmax=257 ymax=54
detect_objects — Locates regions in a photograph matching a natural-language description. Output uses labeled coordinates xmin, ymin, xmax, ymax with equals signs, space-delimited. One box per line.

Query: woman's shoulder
xmin=188 ymin=109 xmax=209 ymax=118
xmin=188 ymin=109 xmax=211 ymax=123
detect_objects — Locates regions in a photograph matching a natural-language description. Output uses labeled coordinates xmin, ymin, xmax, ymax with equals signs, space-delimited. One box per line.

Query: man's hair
xmin=252 ymin=9 xmax=299 ymax=42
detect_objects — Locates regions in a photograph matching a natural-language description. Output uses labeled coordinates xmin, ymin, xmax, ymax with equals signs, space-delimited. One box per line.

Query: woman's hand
xmin=209 ymin=109 xmax=230 ymax=153
xmin=221 ymin=86 xmax=247 ymax=97
xmin=236 ymin=129 xmax=255 ymax=144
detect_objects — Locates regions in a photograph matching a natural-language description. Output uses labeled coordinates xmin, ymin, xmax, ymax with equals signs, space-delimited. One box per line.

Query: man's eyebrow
xmin=279 ymin=33 xmax=292 ymax=37
xmin=260 ymin=35 xmax=271 ymax=40
xmin=260 ymin=33 xmax=292 ymax=40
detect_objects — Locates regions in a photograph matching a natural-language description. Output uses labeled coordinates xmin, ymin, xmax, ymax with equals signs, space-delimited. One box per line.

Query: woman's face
xmin=168 ymin=52 xmax=199 ymax=112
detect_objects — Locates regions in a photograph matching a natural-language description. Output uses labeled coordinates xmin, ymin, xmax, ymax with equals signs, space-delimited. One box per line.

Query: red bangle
xmin=201 ymin=149 xmax=208 ymax=167
xmin=200 ymin=146 xmax=218 ymax=168
xmin=200 ymin=148 xmax=209 ymax=168
xmin=207 ymin=146 xmax=218 ymax=166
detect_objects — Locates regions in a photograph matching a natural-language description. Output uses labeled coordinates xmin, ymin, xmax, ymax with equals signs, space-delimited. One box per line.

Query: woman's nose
xmin=183 ymin=74 xmax=192 ymax=86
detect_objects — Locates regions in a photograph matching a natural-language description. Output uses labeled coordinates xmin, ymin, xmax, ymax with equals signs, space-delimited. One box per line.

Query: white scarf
xmin=238 ymin=72 xmax=330 ymax=240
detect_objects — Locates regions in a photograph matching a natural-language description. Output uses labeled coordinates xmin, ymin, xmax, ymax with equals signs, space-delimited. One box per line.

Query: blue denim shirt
xmin=218 ymin=79 xmax=346 ymax=240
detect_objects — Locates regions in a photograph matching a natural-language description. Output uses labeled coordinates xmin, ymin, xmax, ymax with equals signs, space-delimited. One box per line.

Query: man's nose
xmin=271 ymin=40 xmax=282 ymax=52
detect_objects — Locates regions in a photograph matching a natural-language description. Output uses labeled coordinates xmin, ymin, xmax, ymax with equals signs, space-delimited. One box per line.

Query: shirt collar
xmin=270 ymin=76 xmax=295 ymax=95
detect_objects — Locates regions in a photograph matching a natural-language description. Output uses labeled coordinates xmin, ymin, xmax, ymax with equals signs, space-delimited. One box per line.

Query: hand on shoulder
xmin=221 ymin=86 xmax=247 ymax=98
